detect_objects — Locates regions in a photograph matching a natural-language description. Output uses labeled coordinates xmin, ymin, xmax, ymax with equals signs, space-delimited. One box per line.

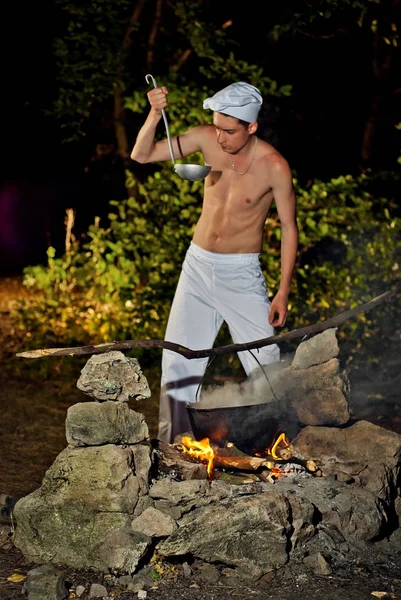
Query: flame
xmin=268 ymin=432 xmax=290 ymax=460
xmin=181 ymin=436 xmax=215 ymax=477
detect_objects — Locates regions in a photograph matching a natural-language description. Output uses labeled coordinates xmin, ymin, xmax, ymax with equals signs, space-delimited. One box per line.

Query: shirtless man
xmin=131 ymin=81 xmax=298 ymax=443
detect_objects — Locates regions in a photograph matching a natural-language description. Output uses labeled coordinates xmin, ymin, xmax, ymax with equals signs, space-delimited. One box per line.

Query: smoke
xmin=191 ymin=354 xmax=294 ymax=410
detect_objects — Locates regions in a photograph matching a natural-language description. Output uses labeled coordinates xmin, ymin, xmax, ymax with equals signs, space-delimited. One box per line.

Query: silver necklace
xmin=230 ymin=137 xmax=258 ymax=175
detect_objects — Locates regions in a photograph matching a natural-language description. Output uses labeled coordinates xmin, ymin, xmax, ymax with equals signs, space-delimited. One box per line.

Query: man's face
xmin=213 ymin=112 xmax=253 ymax=154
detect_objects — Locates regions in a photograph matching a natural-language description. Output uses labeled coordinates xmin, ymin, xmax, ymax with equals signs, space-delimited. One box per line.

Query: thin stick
xmin=16 ymin=290 xmax=395 ymax=360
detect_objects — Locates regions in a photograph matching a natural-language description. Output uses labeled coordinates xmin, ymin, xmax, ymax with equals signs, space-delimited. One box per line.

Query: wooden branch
xmin=124 ymin=0 xmax=146 ymax=48
xmin=297 ymin=27 xmax=346 ymax=39
xmin=15 ymin=290 xmax=395 ymax=360
xmin=113 ymin=0 xmax=146 ymax=165
xmin=173 ymin=49 xmax=192 ymax=72
xmin=113 ymin=83 xmax=130 ymax=162
xmin=146 ymin=0 xmax=163 ymax=70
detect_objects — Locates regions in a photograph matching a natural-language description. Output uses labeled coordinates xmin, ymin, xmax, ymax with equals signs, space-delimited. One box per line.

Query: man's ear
xmin=248 ymin=121 xmax=258 ymax=135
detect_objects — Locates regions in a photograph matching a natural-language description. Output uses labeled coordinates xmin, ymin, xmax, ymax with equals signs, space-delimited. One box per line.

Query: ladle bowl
xmin=145 ymin=74 xmax=211 ymax=182
xmin=174 ymin=163 xmax=211 ymax=182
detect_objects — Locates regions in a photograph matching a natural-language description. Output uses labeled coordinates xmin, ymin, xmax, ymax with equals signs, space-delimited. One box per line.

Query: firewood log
xmin=213 ymin=454 xmax=271 ymax=471
xmin=153 ymin=440 xmax=208 ymax=480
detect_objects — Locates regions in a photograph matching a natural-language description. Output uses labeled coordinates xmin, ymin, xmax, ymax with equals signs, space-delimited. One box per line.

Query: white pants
xmin=158 ymin=242 xmax=280 ymax=442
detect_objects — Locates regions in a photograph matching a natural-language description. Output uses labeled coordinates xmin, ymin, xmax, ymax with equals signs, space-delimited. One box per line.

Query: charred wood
xmin=152 ymin=440 xmax=208 ymax=480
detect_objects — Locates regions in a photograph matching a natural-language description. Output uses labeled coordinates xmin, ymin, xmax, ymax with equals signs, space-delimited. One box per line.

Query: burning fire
xmin=181 ymin=436 xmax=215 ymax=477
xmin=253 ymin=432 xmax=293 ymax=478
xmin=268 ymin=432 xmax=291 ymax=460
xmin=255 ymin=432 xmax=291 ymax=461
xmin=264 ymin=432 xmax=292 ymax=477
xmin=180 ymin=432 xmax=294 ymax=482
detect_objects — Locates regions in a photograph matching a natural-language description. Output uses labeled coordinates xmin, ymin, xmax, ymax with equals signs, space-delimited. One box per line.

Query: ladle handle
xmin=145 ymin=74 xmax=176 ymax=165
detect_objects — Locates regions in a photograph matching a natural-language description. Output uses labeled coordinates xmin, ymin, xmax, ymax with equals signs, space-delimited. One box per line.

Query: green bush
xmin=14 ymin=170 xmax=400 ymax=367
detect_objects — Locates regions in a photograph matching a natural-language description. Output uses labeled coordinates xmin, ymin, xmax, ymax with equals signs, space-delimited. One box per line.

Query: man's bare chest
xmin=204 ymin=167 xmax=273 ymax=210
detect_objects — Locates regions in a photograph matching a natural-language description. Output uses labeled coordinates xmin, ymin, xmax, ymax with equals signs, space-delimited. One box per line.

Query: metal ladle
xmin=145 ymin=74 xmax=211 ymax=182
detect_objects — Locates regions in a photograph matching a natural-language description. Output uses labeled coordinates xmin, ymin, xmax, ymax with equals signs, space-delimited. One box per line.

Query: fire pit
xmin=12 ymin=331 xmax=401 ymax=585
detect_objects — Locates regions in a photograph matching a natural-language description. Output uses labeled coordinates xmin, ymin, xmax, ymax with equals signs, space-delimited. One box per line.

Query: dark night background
xmin=1 ymin=1 xmax=400 ymax=277
xmin=1 ymin=1 xmax=87 ymax=276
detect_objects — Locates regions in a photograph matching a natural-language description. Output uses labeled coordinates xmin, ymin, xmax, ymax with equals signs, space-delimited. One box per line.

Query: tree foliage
xmin=52 ymin=0 xmax=400 ymax=175
xmin=271 ymin=0 xmax=400 ymax=165
xmin=13 ymin=0 xmax=401 ymax=385
xmin=14 ymin=166 xmax=401 ymax=364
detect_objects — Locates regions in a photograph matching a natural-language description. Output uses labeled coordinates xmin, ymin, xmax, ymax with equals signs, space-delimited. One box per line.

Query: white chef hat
xmin=203 ymin=82 xmax=263 ymax=123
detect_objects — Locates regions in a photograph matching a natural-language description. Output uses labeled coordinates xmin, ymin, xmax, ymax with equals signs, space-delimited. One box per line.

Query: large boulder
xmin=158 ymin=492 xmax=294 ymax=578
xmin=293 ymin=420 xmax=401 ymax=506
xmin=13 ymin=444 xmax=151 ymax=572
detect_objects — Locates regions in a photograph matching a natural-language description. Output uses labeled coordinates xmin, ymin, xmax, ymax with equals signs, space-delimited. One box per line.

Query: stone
xmin=159 ymin=492 xmax=292 ymax=578
xmin=13 ymin=445 xmax=150 ymax=572
xmin=40 ymin=445 xmax=140 ymax=513
xmin=26 ymin=564 xmax=68 ymax=600
xmin=0 ymin=524 xmax=11 ymax=545
xmin=293 ymin=420 xmax=401 ymax=506
xmin=66 ymin=402 xmax=149 ymax=446
xmin=192 ymin=560 xmax=220 ymax=583
xmin=133 ymin=495 xmax=154 ymax=518
xmin=132 ymin=444 xmax=152 ymax=496
xmin=149 ymin=479 xmax=210 ymax=504
xmin=77 ymin=351 xmax=151 ymax=402
xmin=275 ymin=477 xmax=388 ymax=542
xmin=395 ymin=497 xmax=401 ymax=518
xmin=259 ymin=571 xmax=276 ymax=583
xmin=89 ymin=529 xmax=150 ymax=574
xmin=13 ymin=337 xmax=401 ymax=582
xmin=128 ymin=566 xmax=155 ymax=592
xmin=303 ymin=551 xmax=332 ymax=575
xmin=153 ymin=500 xmax=183 ymax=521
xmin=283 ymin=358 xmax=351 ymax=426
xmin=149 ymin=478 xmax=229 ymax=519
xmin=283 ymin=491 xmax=317 ymax=547
xmin=182 ymin=562 xmax=192 ymax=578
xmin=0 ymin=493 xmax=17 ymax=525
xmin=131 ymin=506 xmax=177 ymax=538
xmin=292 ymin=328 xmax=339 ymax=370
xmin=293 ymin=387 xmax=350 ymax=426
xmin=88 ymin=583 xmax=108 ymax=598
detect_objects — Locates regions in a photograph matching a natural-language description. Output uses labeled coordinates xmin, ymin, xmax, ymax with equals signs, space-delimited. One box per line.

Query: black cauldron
xmin=186 ymin=400 xmax=300 ymax=455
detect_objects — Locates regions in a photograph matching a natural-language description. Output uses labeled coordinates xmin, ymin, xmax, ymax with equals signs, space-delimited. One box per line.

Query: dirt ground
xmin=1 ymin=276 xmax=401 ymax=600
xmin=1 ymin=538 xmax=401 ymax=600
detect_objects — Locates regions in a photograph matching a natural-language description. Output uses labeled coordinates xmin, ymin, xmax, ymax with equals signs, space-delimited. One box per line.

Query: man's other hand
xmin=268 ymin=292 xmax=288 ymax=327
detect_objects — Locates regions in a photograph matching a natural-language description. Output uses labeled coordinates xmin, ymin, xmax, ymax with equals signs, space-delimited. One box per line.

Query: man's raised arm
xmin=131 ymin=85 xmax=204 ymax=164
